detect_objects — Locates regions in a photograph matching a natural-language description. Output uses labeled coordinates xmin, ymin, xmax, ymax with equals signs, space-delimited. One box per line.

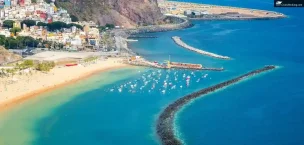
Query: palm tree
xmin=101 ymin=33 xmax=114 ymax=51
xmin=0 ymin=68 xmax=5 ymax=78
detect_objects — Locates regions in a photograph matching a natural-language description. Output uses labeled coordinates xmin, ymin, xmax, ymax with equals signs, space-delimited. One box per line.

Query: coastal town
xmin=0 ymin=0 xmax=285 ymax=109
xmin=0 ymin=0 xmax=298 ymax=145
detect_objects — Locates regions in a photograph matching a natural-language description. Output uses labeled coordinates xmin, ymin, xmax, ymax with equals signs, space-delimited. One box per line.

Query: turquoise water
xmin=1 ymin=0 xmax=304 ymax=145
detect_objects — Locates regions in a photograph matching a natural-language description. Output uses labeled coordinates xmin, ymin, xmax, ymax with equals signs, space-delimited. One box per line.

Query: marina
xmin=172 ymin=36 xmax=231 ymax=60
xmin=123 ymin=56 xmax=224 ymax=71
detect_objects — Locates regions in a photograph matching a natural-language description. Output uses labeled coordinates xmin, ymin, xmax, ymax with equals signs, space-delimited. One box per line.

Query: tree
xmin=67 ymin=23 xmax=83 ymax=30
xmin=98 ymin=26 xmax=106 ymax=32
xmin=105 ymin=23 xmax=115 ymax=29
xmin=21 ymin=20 xmax=36 ymax=28
xmin=31 ymin=0 xmax=37 ymax=3
xmin=70 ymin=15 xmax=79 ymax=22
xmin=10 ymin=27 xmax=22 ymax=35
xmin=37 ymin=22 xmax=47 ymax=27
xmin=5 ymin=37 xmax=18 ymax=49
xmin=101 ymin=32 xmax=114 ymax=50
xmin=47 ymin=21 xmax=68 ymax=31
xmin=0 ymin=35 xmax=5 ymax=45
xmin=2 ymin=20 xmax=15 ymax=28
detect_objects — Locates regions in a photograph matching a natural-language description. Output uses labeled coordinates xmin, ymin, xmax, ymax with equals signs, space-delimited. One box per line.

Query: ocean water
xmin=1 ymin=0 xmax=304 ymax=145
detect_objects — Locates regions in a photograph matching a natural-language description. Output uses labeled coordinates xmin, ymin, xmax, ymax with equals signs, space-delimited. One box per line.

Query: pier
xmin=123 ymin=58 xmax=224 ymax=71
xmin=156 ymin=65 xmax=277 ymax=145
xmin=172 ymin=36 xmax=231 ymax=60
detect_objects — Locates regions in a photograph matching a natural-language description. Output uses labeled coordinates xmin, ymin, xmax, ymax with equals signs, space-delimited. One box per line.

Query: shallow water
xmin=1 ymin=0 xmax=304 ymax=145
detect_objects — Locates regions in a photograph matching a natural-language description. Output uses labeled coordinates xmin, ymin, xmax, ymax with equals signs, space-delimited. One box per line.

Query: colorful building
xmin=18 ymin=0 xmax=24 ymax=6
xmin=4 ymin=0 xmax=11 ymax=6
xmin=0 ymin=0 xmax=5 ymax=8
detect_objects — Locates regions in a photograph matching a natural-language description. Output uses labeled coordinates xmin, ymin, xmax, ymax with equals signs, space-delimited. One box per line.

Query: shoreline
xmin=189 ymin=16 xmax=286 ymax=20
xmin=126 ymin=16 xmax=193 ymax=34
xmin=0 ymin=58 xmax=131 ymax=112
xmin=160 ymin=1 xmax=286 ymax=20
xmin=156 ymin=65 xmax=277 ymax=145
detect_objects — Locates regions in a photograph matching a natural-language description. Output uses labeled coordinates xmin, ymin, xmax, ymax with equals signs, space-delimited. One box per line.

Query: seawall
xmin=126 ymin=16 xmax=193 ymax=34
xmin=172 ymin=36 xmax=231 ymax=60
xmin=189 ymin=16 xmax=286 ymax=21
xmin=156 ymin=65 xmax=277 ymax=145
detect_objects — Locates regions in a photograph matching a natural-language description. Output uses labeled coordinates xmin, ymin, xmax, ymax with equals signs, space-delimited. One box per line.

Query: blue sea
xmin=1 ymin=0 xmax=304 ymax=145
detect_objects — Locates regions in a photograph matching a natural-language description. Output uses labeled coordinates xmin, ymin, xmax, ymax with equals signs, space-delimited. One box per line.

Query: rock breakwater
xmin=172 ymin=36 xmax=230 ymax=60
xmin=156 ymin=65 xmax=276 ymax=145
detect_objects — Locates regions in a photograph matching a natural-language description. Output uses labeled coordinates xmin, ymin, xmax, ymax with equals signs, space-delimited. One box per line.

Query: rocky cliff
xmin=55 ymin=0 xmax=163 ymax=28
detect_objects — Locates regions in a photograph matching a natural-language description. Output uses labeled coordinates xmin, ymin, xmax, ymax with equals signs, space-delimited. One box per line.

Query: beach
xmin=159 ymin=1 xmax=286 ymax=19
xmin=0 ymin=58 xmax=130 ymax=111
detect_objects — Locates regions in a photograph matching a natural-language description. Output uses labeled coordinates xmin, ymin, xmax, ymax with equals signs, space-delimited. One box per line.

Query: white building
xmin=70 ymin=36 xmax=82 ymax=46
xmin=47 ymin=6 xmax=54 ymax=15
xmin=25 ymin=0 xmax=32 ymax=6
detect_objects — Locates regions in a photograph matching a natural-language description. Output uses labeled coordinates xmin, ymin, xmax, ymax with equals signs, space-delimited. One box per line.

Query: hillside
xmin=55 ymin=0 xmax=164 ymax=28
xmin=0 ymin=47 xmax=22 ymax=65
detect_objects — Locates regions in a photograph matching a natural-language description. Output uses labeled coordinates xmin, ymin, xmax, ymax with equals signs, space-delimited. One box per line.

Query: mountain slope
xmin=0 ymin=46 xmax=22 ymax=65
xmin=56 ymin=0 xmax=163 ymax=28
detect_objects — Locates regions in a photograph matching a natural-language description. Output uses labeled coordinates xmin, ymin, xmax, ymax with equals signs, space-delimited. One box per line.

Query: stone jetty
xmin=156 ymin=65 xmax=277 ymax=145
xmin=172 ymin=36 xmax=231 ymax=60
xmin=128 ymin=35 xmax=158 ymax=39
xmin=123 ymin=59 xmax=224 ymax=71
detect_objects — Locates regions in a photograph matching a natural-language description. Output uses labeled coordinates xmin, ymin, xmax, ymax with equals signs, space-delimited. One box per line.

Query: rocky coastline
xmin=126 ymin=16 xmax=193 ymax=34
xmin=156 ymin=65 xmax=277 ymax=145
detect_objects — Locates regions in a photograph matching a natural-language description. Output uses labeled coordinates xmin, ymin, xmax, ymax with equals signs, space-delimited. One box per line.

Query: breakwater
xmin=126 ymin=16 xmax=193 ymax=34
xmin=172 ymin=36 xmax=231 ymax=60
xmin=123 ymin=59 xmax=224 ymax=71
xmin=128 ymin=35 xmax=158 ymax=39
xmin=156 ymin=65 xmax=277 ymax=145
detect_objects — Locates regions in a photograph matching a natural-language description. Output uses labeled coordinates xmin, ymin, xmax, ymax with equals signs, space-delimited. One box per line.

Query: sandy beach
xmin=0 ymin=58 xmax=130 ymax=111
xmin=159 ymin=1 xmax=286 ymax=18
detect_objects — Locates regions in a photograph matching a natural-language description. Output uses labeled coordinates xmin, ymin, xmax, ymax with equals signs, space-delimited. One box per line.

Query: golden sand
xmin=0 ymin=58 xmax=130 ymax=111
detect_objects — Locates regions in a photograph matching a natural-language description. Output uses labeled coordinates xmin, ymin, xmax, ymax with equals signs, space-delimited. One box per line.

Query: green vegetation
xmin=10 ymin=27 xmax=22 ymax=35
xmin=98 ymin=23 xmax=115 ymax=32
xmin=67 ymin=23 xmax=83 ymax=30
xmin=21 ymin=20 xmax=36 ymax=28
xmin=37 ymin=21 xmax=83 ymax=31
xmin=3 ymin=20 xmax=15 ymax=28
xmin=0 ymin=60 xmax=55 ymax=78
xmin=0 ymin=35 xmax=39 ymax=49
xmin=2 ymin=20 xmax=83 ymax=31
xmin=16 ymin=60 xmax=34 ymax=70
xmin=84 ymin=56 xmax=99 ymax=63
xmin=105 ymin=24 xmax=115 ymax=29
xmin=100 ymin=32 xmax=114 ymax=50
xmin=70 ymin=14 xmax=79 ymax=22
xmin=36 ymin=61 xmax=55 ymax=72
xmin=37 ymin=22 xmax=47 ymax=27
